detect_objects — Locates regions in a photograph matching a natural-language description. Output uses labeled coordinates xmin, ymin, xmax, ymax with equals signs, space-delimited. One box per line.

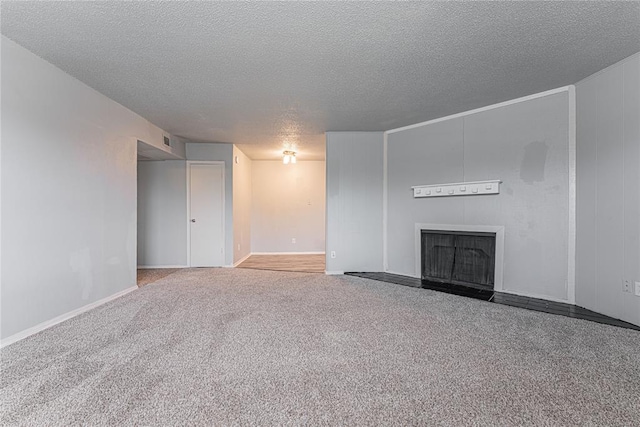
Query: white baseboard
xmin=232 ymin=253 xmax=252 ymax=267
xmin=250 ymin=252 xmax=325 ymax=255
xmin=1 ymin=285 xmax=138 ymax=349
xmin=137 ymin=265 xmax=188 ymax=269
xmin=325 ymin=271 xmax=344 ymax=275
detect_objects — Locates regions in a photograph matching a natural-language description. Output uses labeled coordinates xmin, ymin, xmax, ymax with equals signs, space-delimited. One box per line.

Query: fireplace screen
xmin=421 ymin=231 xmax=496 ymax=289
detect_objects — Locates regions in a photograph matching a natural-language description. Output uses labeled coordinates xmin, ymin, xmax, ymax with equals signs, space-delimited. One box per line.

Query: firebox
xmin=421 ymin=230 xmax=496 ymax=290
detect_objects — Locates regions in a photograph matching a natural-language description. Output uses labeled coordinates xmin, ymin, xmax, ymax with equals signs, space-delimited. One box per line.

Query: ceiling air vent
xmin=163 ymin=136 xmax=171 ymax=147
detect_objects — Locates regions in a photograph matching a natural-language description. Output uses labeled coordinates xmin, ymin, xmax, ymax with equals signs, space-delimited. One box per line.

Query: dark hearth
xmin=344 ymin=272 xmax=640 ymax=331
xmin=422 ymin=231 xmax=496 ymax=290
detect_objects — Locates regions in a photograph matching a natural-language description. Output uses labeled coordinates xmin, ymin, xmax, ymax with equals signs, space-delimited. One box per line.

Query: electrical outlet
xmin=330 ymin=251 xmax=336 ymax=259
xmin=635 ymin=282 xmax=640 ymax=297
xmin=291 ymin=238 xmax=296 ymax=244
xmin=623 ymin=279 xmax=632 ymax=293
xmin=237 ymin=244 xmax=241 ymax=251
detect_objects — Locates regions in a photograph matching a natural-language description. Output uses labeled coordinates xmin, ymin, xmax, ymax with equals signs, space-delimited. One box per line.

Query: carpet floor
xmin=136 ymin=268 xmax=182 ymax=288
xmin=1 ymin=268 xmax=639 ymax=425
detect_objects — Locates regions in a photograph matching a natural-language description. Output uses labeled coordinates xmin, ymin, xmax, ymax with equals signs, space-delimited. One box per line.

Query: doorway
xmin=188 ymin=162 xmax=225 ymax=267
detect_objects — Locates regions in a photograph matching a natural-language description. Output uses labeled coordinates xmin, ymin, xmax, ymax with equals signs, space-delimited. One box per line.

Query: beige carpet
xmin=2 ymin=268 xmax=639 ymax=425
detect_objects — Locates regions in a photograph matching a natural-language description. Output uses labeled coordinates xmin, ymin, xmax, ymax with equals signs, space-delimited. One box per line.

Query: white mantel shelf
xmin=412 ymin=180 xmax=501 ymax=198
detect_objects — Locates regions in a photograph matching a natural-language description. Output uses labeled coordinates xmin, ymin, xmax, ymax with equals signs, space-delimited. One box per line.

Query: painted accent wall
xmin=251 ymin=160 xmax=325 ymax=253
xmin=576 ymin=52 xmax=640 ymax=327
xmin=185 ymin=143 xmax=234 ymax=266
xmin=325 ymin=132 xmax=384 ymax=273
xmin=1 ymin=37 xmax=169 ymax=340
xmin=232 ymin=146 xmax=252 ymax=264
xmin=386 ymin=91 xmax=572 ymax=302
xmin=137 ymin=160 xmax=188 ymax=267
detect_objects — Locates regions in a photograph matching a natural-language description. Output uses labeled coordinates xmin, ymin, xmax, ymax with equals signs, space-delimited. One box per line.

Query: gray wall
xmin=387 ymin=92 xmax=571 ymax=302
xmin=576 ymin=53 xmax=640 ymax=326
xmin=1 ymin=37 xmax=168 ymax=341
xmin=186 ymin=143 xmax=234 ymax=266
xmin=325 ymin=132 xmax=384 ymax=273
xmin=137 ymin=161 xmax=187 ymax=267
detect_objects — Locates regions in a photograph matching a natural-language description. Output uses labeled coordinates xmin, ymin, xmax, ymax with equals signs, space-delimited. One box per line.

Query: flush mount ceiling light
xmin=283 ymin=150 xmax=297 ymax=165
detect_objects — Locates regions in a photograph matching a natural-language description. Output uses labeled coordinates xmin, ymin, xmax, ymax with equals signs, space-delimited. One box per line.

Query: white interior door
xmin=189 ymin=163 xmax=224 ymax=267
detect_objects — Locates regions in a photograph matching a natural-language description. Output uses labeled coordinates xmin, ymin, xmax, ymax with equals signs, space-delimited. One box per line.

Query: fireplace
xmin=414 ymin=224 xmax=505 ymax=291
xmin=422 ymin=231 xmax=496 ymax=289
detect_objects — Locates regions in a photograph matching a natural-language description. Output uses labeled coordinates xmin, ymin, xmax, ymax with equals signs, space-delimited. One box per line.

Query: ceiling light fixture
xmin=283 ymin=150 xmax=296 ymax=165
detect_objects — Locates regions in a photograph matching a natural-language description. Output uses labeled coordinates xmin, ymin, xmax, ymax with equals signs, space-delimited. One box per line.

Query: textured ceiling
xmin=2 ymin=2 xmax=639 ymax=160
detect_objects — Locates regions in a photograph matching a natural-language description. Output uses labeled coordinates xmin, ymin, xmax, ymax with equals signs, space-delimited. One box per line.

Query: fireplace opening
xmin=421 ymin=230 xmax=496 ymax=290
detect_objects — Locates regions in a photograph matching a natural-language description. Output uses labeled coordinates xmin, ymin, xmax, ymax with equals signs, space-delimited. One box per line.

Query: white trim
xmin=232 ymin=253 xmax=252 ymax=267
xmin=186 ymin=161 xmax=226 ymax=268
xmin=186 ymin=163 xmax=191 ymax=266
xmin=324 ymin=142 xmax=331 ymax=273
xmin=382 ymin=132 xmax=389 ymax=271
xmin=325 ymin=271 xmax=344 ymax=275
xmin=567 ymin=85 xmax=577 ymax=305
xmin=250 ymin=252 xmax=325 ymax=255
xmin=386 ymin=86 xmax=571 ymax=134
xmin=1 ymin=286 xmax=138 ymax=349
xmin=137 ymin=265 xmax=187 ymax=269
xmin=415 ymin=223 xmax=505 ymax=292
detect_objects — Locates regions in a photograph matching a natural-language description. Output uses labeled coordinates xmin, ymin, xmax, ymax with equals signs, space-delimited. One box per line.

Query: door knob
xmin=191 ymin=219 xmax=196 ymax=223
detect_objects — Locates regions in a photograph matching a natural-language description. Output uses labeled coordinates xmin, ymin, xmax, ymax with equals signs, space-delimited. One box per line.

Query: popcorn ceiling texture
xmin=1 ymin=268 xmax=639 ymax=425
xmin=1 ymin=2 xmax=639 ymax=159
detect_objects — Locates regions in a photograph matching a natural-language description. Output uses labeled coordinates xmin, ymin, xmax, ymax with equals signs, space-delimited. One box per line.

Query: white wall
xmin=232 ymin=146 xmax=252 ymax=264
xmin=251 ymin=160 xmax=325 ymax=253
xmin=325 ymin=132 xmax=384 ymax=273
xmin=1 ymin=37 xmax=169 ymax=341
xmin=185 ymin=143 xmax=234 ymax=266
xmin=386 ymin=90 xmax=572 ymax=302
xmin=137 ymin=160 xmax=187 ymax=267
xmin=576 ymin=52 xmax=640 ymax=327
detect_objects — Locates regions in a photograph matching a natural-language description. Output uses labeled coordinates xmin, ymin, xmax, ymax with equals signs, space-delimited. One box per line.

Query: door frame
xmin=186 ymin=161 xmax=226 ymax=267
